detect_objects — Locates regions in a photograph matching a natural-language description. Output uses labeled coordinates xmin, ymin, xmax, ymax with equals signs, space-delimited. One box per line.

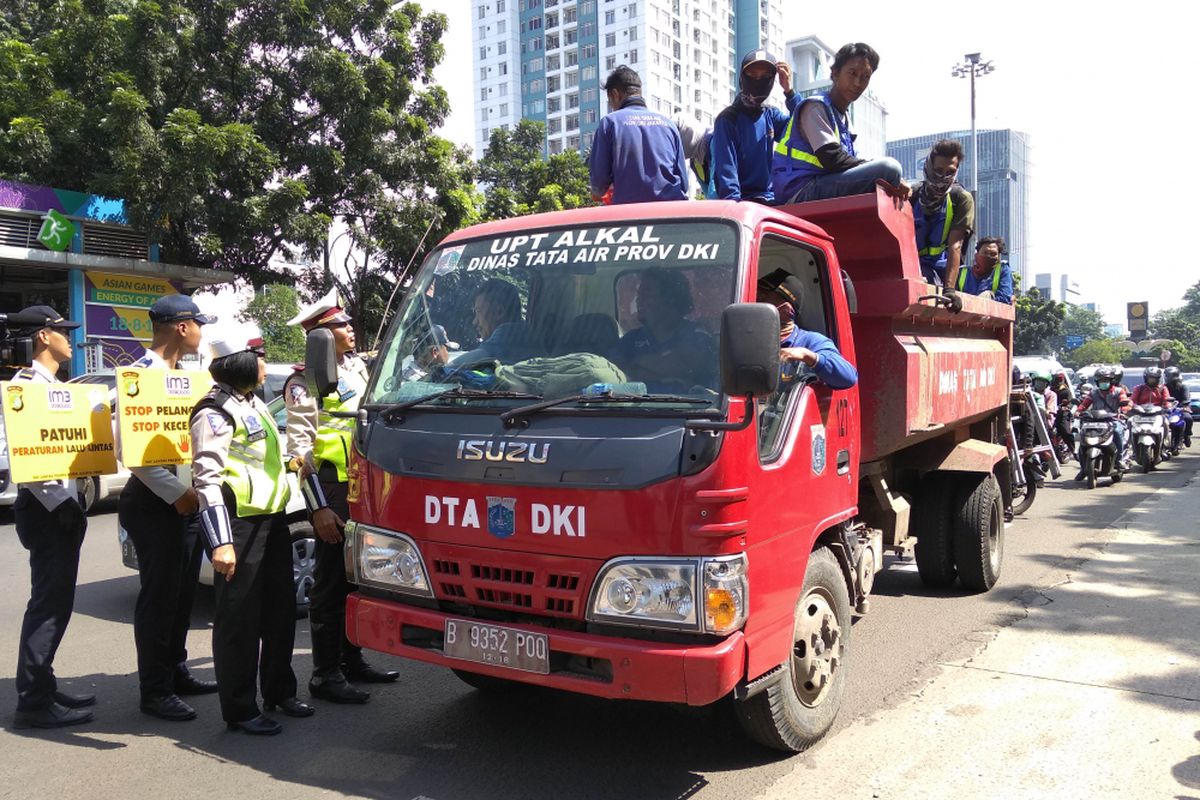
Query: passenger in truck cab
xmin=771 ymin=42 xmax=907 ymax=205
xmin=910 ymin=139 xmax=975 ymax=287
xmin=452 ymin=279 xmax=540 ymax=366
xmin=611 ymin=268 xmax=716 ymax=388
xmin=956 ymin=237 xmax=1014 ymax=304
xmin=757 ymin=269 xmax=858 ymax=389
xmin=709 ymin=50 xmax=798 ymax=203
xmin=589 ymin=65 xmax=688 ymax=204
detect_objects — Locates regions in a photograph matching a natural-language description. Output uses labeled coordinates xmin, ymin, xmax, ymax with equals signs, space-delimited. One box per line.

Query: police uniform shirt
xmin=190 ymin=384 xmax=278 ymax=514
xmin=12 ymin=361 xmax=80 ymax=512
xmin=283 ymin=352 xmax=368 ymax=462
xmin=115 ymin=349 xmax=190 ymax=504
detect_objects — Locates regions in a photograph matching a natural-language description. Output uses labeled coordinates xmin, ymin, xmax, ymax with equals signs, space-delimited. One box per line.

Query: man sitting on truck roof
xmin=910 ymin=139 xmax=975 ymax=287
xmin=770 ymin=42 xmax=908 ymax=205
xmin=956 ymin=237 xmax=1014 ymax=304
xmin=708 ymin=50 xmax=798 ymax=204
xmin=452 ymin=279 xmax=541 ymax=366
xmin=589 ymin=66 xmax=688 ymax=205
xmin=611 ymin=269 xmax=716 ymax=388
xmin=758 ymin=269 xmax=858 ymax=389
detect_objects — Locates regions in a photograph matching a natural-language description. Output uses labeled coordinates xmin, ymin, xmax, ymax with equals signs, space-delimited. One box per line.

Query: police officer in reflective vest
xmin=283 ymin=290 xmax=398 ymax=704
xmin=910 ymin=139 xmax=974 ymax=286
xmin=191 ymin=333 xmax=311 ymax=735
xmin=118 ymin=295 xmax=219 ymax=723
xmin=9 ymin=306 xmax=95 ymax=729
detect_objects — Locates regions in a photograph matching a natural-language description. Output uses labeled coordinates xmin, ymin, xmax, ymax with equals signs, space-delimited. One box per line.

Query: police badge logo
xmin=7 ymin=385 xmax=24 ymax=412
xmin=243 ymin=413 xmax=267 ymax=442
xmin=486 ymin=496 xmax=517 ymax=538
xmin=811 ymin=424 xmax=827 ymax=476
xmin=122 ymin=370 xmax=140 ymax=397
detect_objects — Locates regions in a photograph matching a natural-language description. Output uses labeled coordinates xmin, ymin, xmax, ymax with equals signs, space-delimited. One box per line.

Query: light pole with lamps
xmin=951 ymin=53 xmax=995 ymax=212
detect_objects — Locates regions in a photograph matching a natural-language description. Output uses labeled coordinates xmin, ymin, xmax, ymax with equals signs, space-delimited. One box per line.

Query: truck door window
xmin=756 ymin=236 xmax=832 ymax=461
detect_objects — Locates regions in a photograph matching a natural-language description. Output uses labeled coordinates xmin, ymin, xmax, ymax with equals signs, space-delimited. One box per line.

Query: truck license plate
xmin=443 ymin=619 xmax=549 ymax=675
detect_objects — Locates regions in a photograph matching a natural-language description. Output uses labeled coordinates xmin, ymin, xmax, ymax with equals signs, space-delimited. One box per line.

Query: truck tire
xmin=952 ymin=474 xmax=1004 ymax=592
xmin=913 ymin=473 xmax=959 ymax=588
xmin=734 ymin=548 xmax=850 ymax=752
xmin=1011 ymin=461 xmax=1037 ymax=516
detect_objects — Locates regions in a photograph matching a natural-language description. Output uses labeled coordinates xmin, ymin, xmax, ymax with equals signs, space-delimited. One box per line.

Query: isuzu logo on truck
xmin=456 ymin=439 xmax=550 ymax=463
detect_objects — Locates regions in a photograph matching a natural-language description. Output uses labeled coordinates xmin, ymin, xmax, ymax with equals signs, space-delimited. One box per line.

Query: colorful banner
xmin=115 ymin=368 xmax=210 ymax=467
xmin=85 ymin=304 xmax=155 ymax=340
xmin=0 ymin=382 xmax=118 ymax=482
xmin=0 ymin=178 xmax=128 ymax=224
xmin=85 ymin=272 xmax=178 ymax=309
xmin=82 ymin=271 xmax=181 ymax=368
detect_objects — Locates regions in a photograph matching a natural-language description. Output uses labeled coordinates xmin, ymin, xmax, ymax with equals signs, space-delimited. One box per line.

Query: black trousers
xmin=119 ymin=476 xmax=203 ymax=700
xmin=309 ymin=478 xmax=363 ymax=677
xmin=14 ymin=489 xmax=87 ymax=712
xmin=212 ymin=494 xmax=296 ymax=723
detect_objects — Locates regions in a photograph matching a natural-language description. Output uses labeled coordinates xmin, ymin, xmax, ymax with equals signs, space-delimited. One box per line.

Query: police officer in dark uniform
xmin=284 ymin=290 xmax=398 ymax=704
xmin=9 ymin=306 xmax=94 ymax=729
xmin=118 ymin=295 xmax=219 ymax=721
xmin=191 ymin=333 xmax=311 ymax=735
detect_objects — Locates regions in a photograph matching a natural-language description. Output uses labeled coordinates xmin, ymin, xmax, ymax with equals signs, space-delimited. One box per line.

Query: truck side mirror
xmin=720 ymin=303 xmax=780 ymax=398
xmin=304 ymin=327 xmax=338 ymax=398
xmin=841 ymin=269 xmax=858 ymax=315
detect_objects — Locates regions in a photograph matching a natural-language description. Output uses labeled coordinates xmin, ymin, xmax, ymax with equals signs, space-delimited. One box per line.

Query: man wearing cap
xmin=283 ymin=289 xmax=397 ymax=705
xmin=710 ymin=51 xmax=798 ymax=203
xmin=590 ymin=65 xmax=688 ymax=204
xmin=118 ymin=294 xmax=219 ymax=722
xmin=756 ymin=270 xmax=858 ymax=389
xmin=9 ymin=306 xmax=95 ymax=729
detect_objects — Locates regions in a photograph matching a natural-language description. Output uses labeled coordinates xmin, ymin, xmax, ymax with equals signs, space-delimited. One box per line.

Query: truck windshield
xmin=368 ymin=221 xmax=739 ymax=412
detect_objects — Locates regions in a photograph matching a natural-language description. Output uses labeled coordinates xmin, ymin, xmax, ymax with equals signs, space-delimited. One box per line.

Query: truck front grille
xmin=425 ymin=543 xmax=592 ymax=620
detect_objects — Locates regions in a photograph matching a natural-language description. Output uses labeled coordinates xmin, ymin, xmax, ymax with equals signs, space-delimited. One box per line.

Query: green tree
xmin=1014 ymin=287 xmax=1065 ymax=356
xmin=238 ymin=284 xmax=304 ymax=363
xmin=478 ymin=119 xmax=595 ymax=220
xmin=1062 ymin=338 xmax=1126 ymax=369
xmin=1148 ymin=279 xmax=1200 ymax=368
xmin=1061 ymin=304 xmax=1105 ymax=343
xmin=0 ymin=0 xmax=477 ymax=309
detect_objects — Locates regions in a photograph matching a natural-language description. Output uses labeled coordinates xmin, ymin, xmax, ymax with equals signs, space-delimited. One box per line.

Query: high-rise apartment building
xmin=888 ymin=129 xmax=1032 ymax=288
xmin=472 ymin=0 xmax=784 ymax=158
xmin=783 ymin=35 xmax=888 ymax=159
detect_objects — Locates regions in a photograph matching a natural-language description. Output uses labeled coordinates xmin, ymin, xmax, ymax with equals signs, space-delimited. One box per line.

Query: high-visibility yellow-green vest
xmin=312 ymin=358 xmax=369 ymax=481
xmin=201 ymin=389 xmax=290 ymax=517
xmin=957 ymin=264 xmax=1003 ymax=294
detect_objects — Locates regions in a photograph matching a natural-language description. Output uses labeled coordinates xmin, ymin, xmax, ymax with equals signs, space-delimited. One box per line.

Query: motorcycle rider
xmin=1050 ymin=371 xmax=1075 ymax=459
xmin=1073 ymin=365 xmax=1132 ymax=479
xmin=1029 ymin=370 xmax=1058 ymax=427
xmin=1164 ymin=367 xmax=1193 ymax=446
xmin=1131 ymin=366 xmax=1170 ymax=408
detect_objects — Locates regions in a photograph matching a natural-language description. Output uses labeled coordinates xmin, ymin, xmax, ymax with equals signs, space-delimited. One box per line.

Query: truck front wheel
xmin=734 ymin=548 xmax=850 ymax=752
xmin=952 ymin=474 xmax=1004 ymax=592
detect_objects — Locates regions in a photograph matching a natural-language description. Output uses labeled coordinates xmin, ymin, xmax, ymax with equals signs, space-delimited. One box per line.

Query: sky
xmin=434 ymin=0 xmax=1198 ymax=328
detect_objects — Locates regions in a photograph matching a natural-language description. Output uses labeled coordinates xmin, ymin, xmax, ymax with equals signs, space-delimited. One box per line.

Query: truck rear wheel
xmin=733 ymin=548 xmax=850 ymax=752
xmin=913 ymin=473 xmax=959 ymax=588
xmin=952 ymin=474 xmax=1004 ymax=592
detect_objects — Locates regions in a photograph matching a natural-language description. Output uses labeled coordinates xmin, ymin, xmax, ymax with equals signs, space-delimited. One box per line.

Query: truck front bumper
xmin=346 ymin=593 xmax=746 ymax=706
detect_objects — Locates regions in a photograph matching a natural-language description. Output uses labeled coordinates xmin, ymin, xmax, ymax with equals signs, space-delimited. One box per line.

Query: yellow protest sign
xmin=115 ymin=368 xmax=210 ymax=468
xmin=1 ymin=381 xmax=118 ymax=482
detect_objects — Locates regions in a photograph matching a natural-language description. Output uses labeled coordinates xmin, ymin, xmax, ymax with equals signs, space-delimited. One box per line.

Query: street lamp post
xmin=951 ymin=53 xmax=995 ymax=212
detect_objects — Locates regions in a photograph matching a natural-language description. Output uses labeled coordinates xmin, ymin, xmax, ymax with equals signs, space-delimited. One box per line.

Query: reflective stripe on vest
xmin=218 ymin=395 xmax=290 ymax=517
xmin=956 ymin=264 xmax=1003 ymax=294
xmin=312 ymin=359 xmax=369 ymax=481
xmin=772 ymin=93 xmax=856 ymax=176
xmin=916 ymin=193 xmax=954 ymax=257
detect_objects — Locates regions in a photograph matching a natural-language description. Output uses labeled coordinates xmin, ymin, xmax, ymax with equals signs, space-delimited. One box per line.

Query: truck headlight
xmin=346 ymin=522 xmax=433 ymax=598
xmin=588 ymin=554 xmax=748 ymax=634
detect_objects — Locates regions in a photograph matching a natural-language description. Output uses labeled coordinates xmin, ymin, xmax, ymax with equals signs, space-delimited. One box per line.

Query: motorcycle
xmin=1128 ymin=403 xmax=1168 ymax=473
xmin=1166 ymin=400 xmax=1186 ymax=456
xmin=1078 ymin=409 xmax=1124 ymax=489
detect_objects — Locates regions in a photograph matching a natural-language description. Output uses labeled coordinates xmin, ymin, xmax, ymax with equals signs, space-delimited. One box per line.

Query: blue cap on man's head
xmin=148 ymin=294 xmax=216 ymax=325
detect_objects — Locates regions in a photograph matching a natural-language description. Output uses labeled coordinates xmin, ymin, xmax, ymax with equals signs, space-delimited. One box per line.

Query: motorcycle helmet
xmin=1112 ymin=365 xmax=1125 ymax=386
xmin=1079 ymin=382 xmax=1095 ymax=395
xmin=1164 ymin=366 xmax=1181 ymax=385
xmin=1143 ymin=365 xmax=1162 ymax=387
xmin=1094 ymin=365 xmax=1115 ymax=391
xmin=1052 ymin=370 xmax=1068 ymax=385
xmin=1029 ymin=369 xmax=1050 ymax=392
xmin=1011 ymin=364 xmax=1022 ymax=385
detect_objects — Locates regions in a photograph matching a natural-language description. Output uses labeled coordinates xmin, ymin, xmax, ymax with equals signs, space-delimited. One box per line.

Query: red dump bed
xmin=784 ymin=192 xmax=1014 ymax=463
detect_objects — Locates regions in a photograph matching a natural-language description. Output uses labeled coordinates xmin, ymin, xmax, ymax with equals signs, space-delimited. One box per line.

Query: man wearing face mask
xmin=709 ymin=50 xmax=799 ymax=203
xmin=757 ymin=270 xmax=857 ymax=389
xmin=1074 ymin=365 xmax=1132 ymax=478
xmin=957 ymin=237 xmax=1014 ymax=304
xmin=910 ymin=140 xmax=975 ymax=286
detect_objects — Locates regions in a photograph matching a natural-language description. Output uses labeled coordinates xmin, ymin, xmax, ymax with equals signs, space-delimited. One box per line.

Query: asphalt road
xmin=1 ymin=450 xmax=1196 ymax=800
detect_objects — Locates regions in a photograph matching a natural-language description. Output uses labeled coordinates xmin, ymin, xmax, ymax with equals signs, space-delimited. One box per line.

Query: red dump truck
xmin=325 ymin=189 xmax=1014 ymax=752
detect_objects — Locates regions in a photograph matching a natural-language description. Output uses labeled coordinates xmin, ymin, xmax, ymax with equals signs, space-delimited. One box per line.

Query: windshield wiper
xmin=500 ymin=392 xmax=712 ymax=426
xmin=375 ymin=387 xmax=541 ymax=420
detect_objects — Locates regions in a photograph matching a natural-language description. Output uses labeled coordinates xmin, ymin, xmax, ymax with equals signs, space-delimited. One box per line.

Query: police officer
xmin=10 ymin=306 xmax=94 ymax=729
xmin=118 ymin=295 xmax=218 ymax=721
xmin=283 ymin=289 xmax=398 ymax=705
xmin=191 ymin=333 xmax=311 ymax=735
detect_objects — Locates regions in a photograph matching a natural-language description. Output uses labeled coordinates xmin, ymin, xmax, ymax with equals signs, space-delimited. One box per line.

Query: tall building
xmin=783 ymin=35 xmax=888 ymax=159
xmin=472 ymin=0 xmax=784 ymax=158
xmin=1059 ymin=275 xmax=1080 ymax=304
xmin=888 ymin=129 xmax=1032 ymax=288
xmin=1034 ymin=273 xmax=1052 ymax=298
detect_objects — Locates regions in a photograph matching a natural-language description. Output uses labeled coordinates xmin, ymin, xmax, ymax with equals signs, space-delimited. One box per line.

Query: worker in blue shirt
xmin=758 ymin=269 xmax=858 ymax=389
xmin=710 ymin=50 xmax=800 ymax=203
xmin=956 ymin=237 xmax=1014 ymax=304
xmin=590 ymin=65 xmax=688 ymax=204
